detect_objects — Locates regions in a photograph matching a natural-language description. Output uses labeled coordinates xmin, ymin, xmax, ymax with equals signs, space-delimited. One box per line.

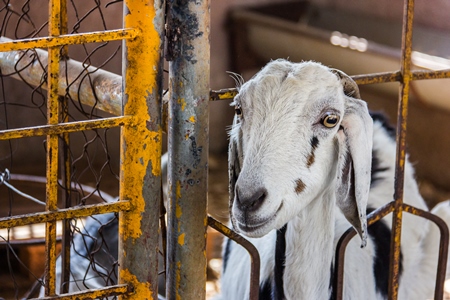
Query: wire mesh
xmin=0 ymin=1 xmax=165 ymax=299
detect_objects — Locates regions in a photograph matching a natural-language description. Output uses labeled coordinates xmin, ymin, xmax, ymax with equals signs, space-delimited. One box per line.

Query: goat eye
xmin=235 ymin=105 xmax=243 ymax=117
xmin=321 ymin=113 xmax=340 ymax=128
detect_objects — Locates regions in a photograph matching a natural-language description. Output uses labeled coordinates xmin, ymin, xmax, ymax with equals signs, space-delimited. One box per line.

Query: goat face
xmin=228 ymin=60 xmax=373 ymax=246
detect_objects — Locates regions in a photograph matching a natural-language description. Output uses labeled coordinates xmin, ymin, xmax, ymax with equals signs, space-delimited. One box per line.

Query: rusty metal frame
xmin=210 ymin=0 xmax=450 ymax=299
xmin=0 ymin=0 xmax=448 ymax=299
xmin=0 ymin=0 xmax=165 ymax=299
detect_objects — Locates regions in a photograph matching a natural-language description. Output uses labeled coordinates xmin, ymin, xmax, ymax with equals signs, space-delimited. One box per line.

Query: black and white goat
xmin=219 ymin=59 xmax=450 ymax=299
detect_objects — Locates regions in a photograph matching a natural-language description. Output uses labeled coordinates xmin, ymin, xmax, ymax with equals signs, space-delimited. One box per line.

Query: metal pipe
xmin=0 ymin=116 xmax=130 ymax=140
xmin=0 ymin=201 xmax=130 ymax=229
xmin=166 ymin=0 xmax=210 ymax=298
xmin=208 ymin=217 xmax=260 ymax=300
xmin=44 ymin=0 xmax=62 ymax=295
xmin=0 ymin=37 xmax=123 ymax=116
xmin=389 ymin=0 xmax=415 ymax=298
xmin=119 ymin=0 xmax=165 ymax=299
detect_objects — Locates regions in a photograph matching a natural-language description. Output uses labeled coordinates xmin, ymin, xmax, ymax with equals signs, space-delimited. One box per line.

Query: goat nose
xmin=235 ymin=186 xmax=267 ymax=212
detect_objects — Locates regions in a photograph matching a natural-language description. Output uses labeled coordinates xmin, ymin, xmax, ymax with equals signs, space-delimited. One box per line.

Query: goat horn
xmin=330 ymin=69 xmax=361 ymax=99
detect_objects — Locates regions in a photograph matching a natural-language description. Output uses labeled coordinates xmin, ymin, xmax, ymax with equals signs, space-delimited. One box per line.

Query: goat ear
xmin=228 ymin=115 xmax=243 ymax=230
xmin=336 ymin=97 xmax=373 ymax=248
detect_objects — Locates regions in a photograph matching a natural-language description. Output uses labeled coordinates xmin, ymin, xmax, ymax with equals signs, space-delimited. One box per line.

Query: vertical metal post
xmin=389 ymin=0 xmax=414 ymax=299
xmin=45 ymin=0 xmax=62 ymax=296
xmin=166 ymin=0 xmax=210 ymax=299
xmin=120 ymin=0 xmax=165 ymax=299
xmin=58 ymin=0 xmax=72 ymax=293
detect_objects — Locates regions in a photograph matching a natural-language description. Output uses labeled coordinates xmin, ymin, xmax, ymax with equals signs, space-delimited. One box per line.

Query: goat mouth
xmin=237 ymin=202 xmax=284 ymax=234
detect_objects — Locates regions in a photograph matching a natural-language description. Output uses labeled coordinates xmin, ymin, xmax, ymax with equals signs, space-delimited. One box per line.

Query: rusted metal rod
xmin=208 ymin=217 xmax=260 ymax=300
xmin=166 ymin=0 xmax=210 ymax=298
xmin=388 ymin=0 xmax=415 ymax=298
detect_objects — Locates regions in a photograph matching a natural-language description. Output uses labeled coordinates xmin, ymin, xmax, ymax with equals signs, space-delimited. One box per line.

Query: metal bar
xmin=119 ymin=0 xmax=165 ymax=299
xmin=59 ymin=1 xmax=71 ymax=292
xmin=0 ymin=201 xmax=130 ymax=229
xmin=388 ymin=0 xmax=415 ymax=298
xmin=0 ymin=37 xmax=122 ymax=116
xmin=352 ymin=71 xmax=402 ymax=85
xmin=44 ymin=0 xmax=62 ymax=295
xmin=30 ymin=284 xmax=131 ymax=300
xmin=411 ymin=69 xmax=450 ymax=80
xmin=210 ymin=88 xmax=239 ymax=101
xmin=333 ymin=202 xmax=395 ymax=299
xmin=0 ymin=29 xmax=138 ymax=52
xmin=166 ymin=0 xmax=210 ymax=298
xmin=0 ymin=116 xmax=130 ymax=140
xmin=402 ymin=203 xmax=449 ymax=299
xmin=207 ymin=217 xmax=260 ymax=300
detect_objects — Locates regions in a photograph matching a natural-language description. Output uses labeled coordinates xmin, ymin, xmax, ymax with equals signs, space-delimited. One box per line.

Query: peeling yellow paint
xmin=121 ymin=269 xmax=152 ymax=299
xmin=176 ymin=204 xmax=182 ymax=219
xmin=178 ymin=233 xmax=185 ymax=245
xmin=189 ymin=116 xmax=196 ymax=123
xmin=176 ymin=181 xmax=182 ymax=200
xmin=178 ymin=98 xmax=186 ymax=111
xmin=121 ymin=0 xmax=163 ymax=242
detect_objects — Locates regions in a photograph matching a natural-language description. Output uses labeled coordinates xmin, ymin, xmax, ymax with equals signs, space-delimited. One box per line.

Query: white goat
xmin=219 ymin=59 xmax=450 ymax=299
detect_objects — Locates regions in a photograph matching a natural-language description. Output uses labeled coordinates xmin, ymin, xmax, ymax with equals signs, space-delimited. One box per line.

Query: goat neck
xmin=284 ymin=186 xmax=336 ymax=299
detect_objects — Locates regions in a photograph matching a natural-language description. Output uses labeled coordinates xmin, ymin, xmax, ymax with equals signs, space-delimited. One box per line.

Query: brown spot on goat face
xmin=306 ymin=136 xmax=319 ymax=168
xmin=306 ymin=152 xmax=315 ymax=168
xmin=295 ymin=178 xmax=306 ymax=194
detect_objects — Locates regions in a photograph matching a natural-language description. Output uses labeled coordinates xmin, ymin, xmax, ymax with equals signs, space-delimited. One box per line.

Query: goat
xmin=219 ymin=59 xmax=450 ymax=299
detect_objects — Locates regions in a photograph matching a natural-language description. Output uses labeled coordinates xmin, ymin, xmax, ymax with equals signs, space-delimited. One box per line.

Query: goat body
xmin=220 ymin=60 xmax=449 ymax=299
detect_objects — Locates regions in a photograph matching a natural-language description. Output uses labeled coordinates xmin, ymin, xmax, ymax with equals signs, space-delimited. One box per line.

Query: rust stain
xmin=176 ymin=261 xmax=182 ymax=300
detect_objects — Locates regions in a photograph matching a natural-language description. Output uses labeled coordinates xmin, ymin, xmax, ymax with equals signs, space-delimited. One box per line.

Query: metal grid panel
xmin=0 ymin=0 xmax=164 ymax=299
xmin=211 ymin=0 xmax=450 ymax=299
xmin=0 ymin=0 xmax=448 ymax=299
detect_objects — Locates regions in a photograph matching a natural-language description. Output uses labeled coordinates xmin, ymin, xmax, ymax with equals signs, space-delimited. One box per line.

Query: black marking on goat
xmin=259 ymin=279 xmax=273 ymax=300
xmin=367 ymin=207 xmax=403 ymax=298
xmin=307 ymin=136 xmax=319 ymax=167
xmin=329 ymin=263 xmax=335 ymax=300
xmin=273 ymin=224 xmax=287 ymax=300
xmin=295 ymin=178 xmax=306 ymax=194
xmin=371 ymin=150 xmax=389 ymax=187
xmin=222 ymin=237 xmax=232 ymax=273
xmin=370 ymin=112 xmax=396 ymax=139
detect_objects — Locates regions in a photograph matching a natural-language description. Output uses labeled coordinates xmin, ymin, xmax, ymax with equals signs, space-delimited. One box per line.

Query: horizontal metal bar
xmin=411 ymin=69 xmax=450 ymax=81
xmin=0 ymin=29 xmax=138 ymax=52
xmin=0 ymin=116 xmax=131 ymax=140
xmin=29 ymin=284 xmax=131 ymax=300
xmin=352 ymin=71 xmax=402 ymax=85
xmin=0 ymin=200 xmax=130 ymax=229
xmin=210 ymin=88 xmax=238 ymax=101
xmin=352 ymin=69 xmax=450 ymax=85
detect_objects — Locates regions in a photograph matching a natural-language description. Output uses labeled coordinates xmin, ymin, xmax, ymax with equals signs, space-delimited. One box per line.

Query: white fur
xmin=219 ymin=60 xmax=450 ymax=300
